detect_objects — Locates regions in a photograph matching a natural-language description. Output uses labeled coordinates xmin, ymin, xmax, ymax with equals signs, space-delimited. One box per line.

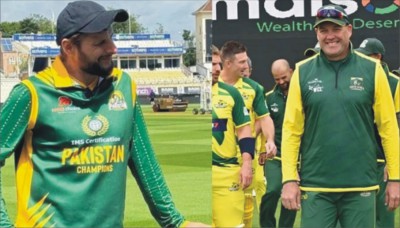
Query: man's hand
xmin=265 ymin=141 xmax=277 ymax=159
xmin=239 ymin=158 xmax=253 ymax=190
xmin=258 ymin=152 xmax=267 ymax=165
xmin=385 ymin=181 xmax=400 ymax=211
xmin=281 ymin=182 xmax=301 ymax=210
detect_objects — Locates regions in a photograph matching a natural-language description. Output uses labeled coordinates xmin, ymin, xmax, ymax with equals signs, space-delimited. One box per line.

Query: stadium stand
xmin=1 ymin=33 xmax=209 ymax=105
xmin=128 ymin=68 xmax=200 ymax=85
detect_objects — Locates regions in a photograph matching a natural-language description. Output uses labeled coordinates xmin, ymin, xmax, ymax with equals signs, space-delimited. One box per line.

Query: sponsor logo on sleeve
xmin=212 ymin=118 xmax=228 ymax=132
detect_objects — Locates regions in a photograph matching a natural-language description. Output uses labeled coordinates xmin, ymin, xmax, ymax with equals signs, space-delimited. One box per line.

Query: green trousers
xmin=301 ymin=191 xmax=376 ymax=228
xmin=259 ymin=159 xmax=297 ymax=228
xmin=376 ymin=163 xmax=394 ymax=228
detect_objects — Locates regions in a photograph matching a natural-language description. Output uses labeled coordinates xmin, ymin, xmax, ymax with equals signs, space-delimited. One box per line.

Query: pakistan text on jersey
xmin=61 ymin=145 xmax=125 ymax=165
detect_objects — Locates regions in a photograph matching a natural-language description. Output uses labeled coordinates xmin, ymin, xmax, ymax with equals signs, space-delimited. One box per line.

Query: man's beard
xmin=79 ymin=49 xmax=113 ymax=77
xmin=279 ymin=83 xmax=289 ymax=91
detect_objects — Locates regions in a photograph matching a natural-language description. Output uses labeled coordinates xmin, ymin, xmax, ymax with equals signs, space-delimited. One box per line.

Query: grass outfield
xmin=1 ymin=104 xmax=212 ymax=227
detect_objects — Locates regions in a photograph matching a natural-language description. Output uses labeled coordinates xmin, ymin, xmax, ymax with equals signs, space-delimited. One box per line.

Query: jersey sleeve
xmin=281 ymin=68 xmax=304 ymax=183
xmin=127 ymin=100 xmax=186 ymax=227
xmin=373 ymin=64 xmax=400 ymax=181
xmin=0 ymin=84 xmax=31 ymax=162
xmin=395 ymin=80 xmax=400 ymax=113
xmin=253 ymin=83 xmax=269 ymax=118
xmin=0 ymin=83 xmax=31 ymax=228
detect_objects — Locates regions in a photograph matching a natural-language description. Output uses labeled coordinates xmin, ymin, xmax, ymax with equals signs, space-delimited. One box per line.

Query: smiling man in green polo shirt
xmin=281 ymin=4 xmax=399 ymax=228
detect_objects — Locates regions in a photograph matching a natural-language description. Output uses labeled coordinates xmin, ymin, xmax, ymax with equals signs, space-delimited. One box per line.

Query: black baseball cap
xmin=355 ymin=38 xmax=385 ymax=56
xmin=392 ymin=68 xmax=400 ymax=76
xmin=314 ymin=4 xmax=349 ymax=28
xmin=56 ymin=0 xmax=129 ymax=45
xmin=304 ymin=42 xmax=321 ymax=57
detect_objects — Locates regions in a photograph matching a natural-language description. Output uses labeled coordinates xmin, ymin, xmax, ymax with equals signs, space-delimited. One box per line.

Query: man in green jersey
xmin=219 ymin=40 xmax=276 ymax=228
xmin=259 ymin=59 xmax=297 ymax=228
xmin=0 ymin=1 xmax=207 ymax=227
xmin=355 ymin=37 xmax=399 ymax=228
xmin=211 ymin=45 xmax=254 ymax=227
xmin=242 ymin=54 xmax=267 ymax=214
xmin=281 ymin=4 xmax=400 ymax=228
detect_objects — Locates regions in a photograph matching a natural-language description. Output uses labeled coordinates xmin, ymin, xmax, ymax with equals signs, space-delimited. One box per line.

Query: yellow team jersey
xmin=212 ymin=81 xmax=250 ymax=167
xmin=231 ymin=77 xmax=270 ymax=137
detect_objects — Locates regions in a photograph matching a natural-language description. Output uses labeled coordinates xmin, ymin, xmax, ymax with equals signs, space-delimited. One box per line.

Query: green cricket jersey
xmin=0 ymin=56 xmax=185 ymax=228
xmin=282 ymin=50 xmax=400 ymax=192
xmin=265 ymin=86 xmax=286 ymax=158
xmin=212 ymin=81 xmax=250 ymax=166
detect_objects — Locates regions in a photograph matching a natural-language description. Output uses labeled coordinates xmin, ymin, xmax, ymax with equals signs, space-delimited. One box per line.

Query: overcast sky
xmin=0 ymin=0 xmax=206 ymax=41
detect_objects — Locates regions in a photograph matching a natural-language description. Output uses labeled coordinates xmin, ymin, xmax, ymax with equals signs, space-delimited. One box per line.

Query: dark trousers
xmin=260 ymin=159 xmax=297 ymax=228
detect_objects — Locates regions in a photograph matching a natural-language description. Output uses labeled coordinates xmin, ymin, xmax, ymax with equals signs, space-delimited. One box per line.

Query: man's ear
xmin=60 ymin=38 xmax=74 ymax=55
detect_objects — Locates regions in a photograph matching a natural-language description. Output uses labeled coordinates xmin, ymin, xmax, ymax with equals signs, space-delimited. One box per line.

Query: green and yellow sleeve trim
xmin=373 ymin=63 xmax=400 ymax=180
xmin=281 ymin=67 xmax=304 ymax=183
xmin=300 ymin=185 xmax=379 ymax=192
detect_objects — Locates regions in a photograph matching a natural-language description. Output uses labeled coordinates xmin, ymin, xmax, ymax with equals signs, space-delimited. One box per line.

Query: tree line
xmin=0 ymin=13 xmax=150 ymax=37
xmin=0 ymin=13 xmax=196 ymax=66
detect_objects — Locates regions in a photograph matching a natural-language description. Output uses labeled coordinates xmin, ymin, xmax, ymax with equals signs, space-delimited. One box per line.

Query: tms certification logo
xmin=82 ymin=115 xmax=109 ymax=136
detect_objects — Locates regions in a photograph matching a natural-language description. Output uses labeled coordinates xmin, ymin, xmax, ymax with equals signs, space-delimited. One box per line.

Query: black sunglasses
xmin=317 ymin=8 xmax=347 ymax=20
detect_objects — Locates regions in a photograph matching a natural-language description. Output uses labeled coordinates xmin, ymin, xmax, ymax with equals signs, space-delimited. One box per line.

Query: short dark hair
xmin=220 ymin=40 xmax=247 ymax=63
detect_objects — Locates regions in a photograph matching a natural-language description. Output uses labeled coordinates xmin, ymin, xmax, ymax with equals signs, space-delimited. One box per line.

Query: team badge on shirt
xmin=82 ymin=114 xmax=109 ymax=136
xmin=241 ymin=92 xmax=249 ymax=101
xmin=350 ymin=77 xmax=364 ymax=91
xmin=214 ymin=100 xmax=227 ymax=108
xmin=308 ymin=78 xmax=324 ymax=93
xmin=108 ymin=91 xmax=127 ymax=110
xmin=270 ymin=103 xmax=279 ymax=112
